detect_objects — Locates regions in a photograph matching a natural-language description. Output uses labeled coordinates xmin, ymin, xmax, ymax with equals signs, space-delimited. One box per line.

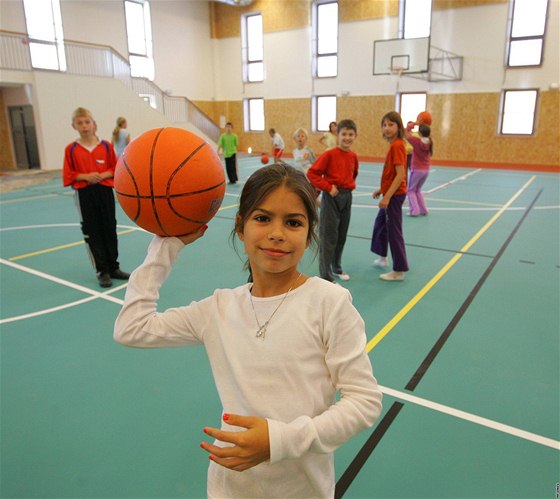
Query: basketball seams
xmin=115 ymin=155 xmax=142 ymax=222
xmin=149 ymin=128 xmax=169 ymax=236
xmin=114 ymin=127 xmax=225 ymax=236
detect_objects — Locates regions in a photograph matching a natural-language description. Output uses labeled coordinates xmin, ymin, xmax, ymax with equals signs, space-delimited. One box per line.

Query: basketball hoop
xmin=389 ymin=65 xmax=405 ymax=93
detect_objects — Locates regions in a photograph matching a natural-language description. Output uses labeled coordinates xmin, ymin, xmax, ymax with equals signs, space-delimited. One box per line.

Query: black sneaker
xmin=98 ymin=273 xmax=113 ymax=288
xmin=110 ymin=269 xmax=130 ymax=280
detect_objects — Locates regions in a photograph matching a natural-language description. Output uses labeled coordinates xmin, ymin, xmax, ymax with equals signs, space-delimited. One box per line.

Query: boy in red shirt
xmin=307 ymin=119 xmax=359 ymax=283
xmin=63 ymin=107 xmax=129 ymax=288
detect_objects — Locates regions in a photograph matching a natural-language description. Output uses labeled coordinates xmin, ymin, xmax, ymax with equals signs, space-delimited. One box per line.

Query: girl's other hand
xmin=177 ymin=225 xmax=208 ymax=246
xmin=372 ymin=189 xmax=382 ymax=199
xmin=200 ymin=414 xmax=270 ymax=472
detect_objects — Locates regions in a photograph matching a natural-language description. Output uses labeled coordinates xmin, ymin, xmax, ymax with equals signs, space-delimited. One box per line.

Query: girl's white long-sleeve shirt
xmin=114 ymin=236 xmax=382 ymax=498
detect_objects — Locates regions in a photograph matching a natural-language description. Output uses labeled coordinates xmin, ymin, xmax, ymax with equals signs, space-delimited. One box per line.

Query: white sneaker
xmin=334 ymin=271 xmax=350 ymax=281
xmin=380 ymin=271 xmax=405 ymax=281
xmin=373 ymin=258 xmax=388 ymax=268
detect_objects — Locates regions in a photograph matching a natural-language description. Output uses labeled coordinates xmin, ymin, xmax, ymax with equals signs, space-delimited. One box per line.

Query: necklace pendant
xmin=256 ymin=325 xmax=267 ymax=338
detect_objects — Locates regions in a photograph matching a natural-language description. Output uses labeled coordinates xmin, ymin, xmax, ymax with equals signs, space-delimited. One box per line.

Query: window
xmin=313 ymin=95 xmax=337 ymax=132
xmin=506 ymin=0 xmax=549 ymax=67
xmin=500 ymin=89 xmax=538 ymax=135
xmin=242 ymin=13 xmax=264 ymax=82
xmin=23 ymin=0 xmax=66 ymax=71
xmin=244 ymin=98 xmax=265 ymax=131
xmin=398 ymin=93 xmax=427 ymax=128
xmin=125 ymin=0 xmax=154 ymax=80
xmin=312 ymin=1 xmax=338 ymax=78
xmin=399 ymin=0 xmax=432 ymax=39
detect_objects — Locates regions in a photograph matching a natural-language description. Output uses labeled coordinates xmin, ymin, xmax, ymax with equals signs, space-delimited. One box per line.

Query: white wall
xmin=212 ymin=1 xmax=559 ymax=100
xmin=60 ymin=1 xmax=129 ymax=59
xmin=150 ymin=1 xmax=215 ymax=100
xmin=0 ymin=0 xmax=26 ymax=32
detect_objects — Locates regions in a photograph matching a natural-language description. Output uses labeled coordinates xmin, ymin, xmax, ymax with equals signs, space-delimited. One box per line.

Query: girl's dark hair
xmin=419 ymin=124 xmax=433 ymax=156
xmin=230 ymin=162 xmax=319 ymax=278
xmin=381 ymin=111 xmax=405 ymax=139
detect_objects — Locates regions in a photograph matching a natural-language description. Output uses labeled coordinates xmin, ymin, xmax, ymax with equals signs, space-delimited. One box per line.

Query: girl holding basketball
xmin=114 ymin=163 xmax=382 ymax=498
xmin=371 ymin=111 xmax=410 ymax=281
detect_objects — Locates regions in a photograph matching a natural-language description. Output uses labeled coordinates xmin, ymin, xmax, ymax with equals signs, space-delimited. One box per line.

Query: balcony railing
xmin=0 ymin=30 xmax=220 ymax=142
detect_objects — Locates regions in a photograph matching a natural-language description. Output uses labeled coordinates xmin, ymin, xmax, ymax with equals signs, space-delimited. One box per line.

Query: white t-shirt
xmin=114 ymin=236 xmax=382 ymax=498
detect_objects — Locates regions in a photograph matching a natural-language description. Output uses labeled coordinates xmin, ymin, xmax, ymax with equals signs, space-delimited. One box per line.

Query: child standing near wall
xmin=307 ymin=119 xmax=359 ymax=283
xmin=406 ymin=123 xmax=433 ymax=216
xmin=291 ymin=128 xmax=316 ymax=174
xmin=111 ymin=116 xmax=130 ymax=158
xmin=217 ymin=122 xmax=239 ymax=184
xmin=319 ymin=121 xmax=338 ymax=151
xmin=268 ymin=128 xmax=285 ymax=163
xmin=63 ymin=107 xmax=129 ymax=288
xmin=371 ymin=111 xmax=409 ymax=281
xmin=114 ymin=163 xmax=382 ymax=499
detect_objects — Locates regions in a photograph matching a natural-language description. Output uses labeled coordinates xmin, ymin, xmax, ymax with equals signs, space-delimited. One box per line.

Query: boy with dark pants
xmin=63 ymin=107 xmax=129 ymax=288
xmin=307 ymin=119 xmax=359 ymax=283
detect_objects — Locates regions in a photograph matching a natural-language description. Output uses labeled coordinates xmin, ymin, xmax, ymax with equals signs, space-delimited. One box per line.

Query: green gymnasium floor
xmin=1 ymin=157 xmax=558 ymax=498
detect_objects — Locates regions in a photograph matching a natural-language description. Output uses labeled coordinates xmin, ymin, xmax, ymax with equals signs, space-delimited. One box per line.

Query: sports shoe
xmin=334 ymin=271 xmax=350 ymax=281
xmin=98 ymin=273 xmax=113 ymax=288
xmin=373 ymin=257 xmax=388 ymax=268
xmin=379 ymin=271 xmax=405 ymax=281
xmin=110 ymin=269 xmax=130 ymax=280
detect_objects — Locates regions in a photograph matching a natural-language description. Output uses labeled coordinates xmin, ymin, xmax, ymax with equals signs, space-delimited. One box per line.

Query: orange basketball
xmin=114 ymin=127 xmax=226 ymax=236
xmin=417 ymin=111 xmax=433 ymax=126
xmin=261 ymin=154 xmax=269 ymax=165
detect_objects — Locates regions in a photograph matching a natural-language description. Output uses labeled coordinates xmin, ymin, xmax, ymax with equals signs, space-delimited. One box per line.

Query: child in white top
xmin=114 ymin=164 xmax=382 ymax=498
xmin=268 ymin=128 xmax=285 ymax=163
xmin=291 ymin=127 xmax=316 ymax=174
xmin=111 ymin=116 xmax=130 ymax=158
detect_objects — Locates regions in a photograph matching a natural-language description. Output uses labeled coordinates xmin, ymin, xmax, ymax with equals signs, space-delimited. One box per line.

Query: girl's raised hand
xmin=177 ymin=225 xmax=208 ymax=246
xmin=200 ymin=414 xmax=270 ymax=472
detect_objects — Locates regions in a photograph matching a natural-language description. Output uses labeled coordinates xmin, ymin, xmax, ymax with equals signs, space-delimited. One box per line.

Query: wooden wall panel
xmin=211 ymin=0 xmax=311 ymax=39
xmin=0 ymin=91 xmax=16 ymax=170
xmin=197 ymin=91 xmax=560 ymax=169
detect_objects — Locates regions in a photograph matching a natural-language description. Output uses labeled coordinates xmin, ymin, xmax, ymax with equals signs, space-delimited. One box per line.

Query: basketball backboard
xmin=373 ymin=37 xmax=430 ymax=75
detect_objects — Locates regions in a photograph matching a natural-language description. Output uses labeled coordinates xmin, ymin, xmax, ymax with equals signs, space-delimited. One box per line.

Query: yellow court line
xmin=427 ymin=197 xmax=504 ymax=207
xmin=8 ymin=204 xmax=239 ymax=262
xmin=8 ymin=228 xmax=137 ymax=262
xmin=218 ymin=203 xmax=239 ymax=211
xmin=366 ymin=175 xmax=536 ymax=352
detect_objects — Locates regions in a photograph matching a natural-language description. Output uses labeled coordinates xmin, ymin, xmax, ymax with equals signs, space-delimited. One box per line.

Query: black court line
xmin=335 ymin=402 xmax=404 ymax=499
xmin=335 ymin=188 xmax=542 ymax=497
xmin=406 ymin=188 xmax=542 ymax=390
xmin=348 ymin=234 xmax=495 ymax=259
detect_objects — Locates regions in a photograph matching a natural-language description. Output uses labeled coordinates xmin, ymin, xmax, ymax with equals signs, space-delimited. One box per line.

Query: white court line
xmin=352 ymin=205 xmax=559 ymax=211
xmin=424 ymin=168 xmax=482 ymax=195
xmin=0 ymin=257 xmax=126 ymax=307
xmin=353 ymin=169 xmax=482 ymax=199
xmin=0 ymin=289 xmax=125 ymax=324
xmin=379 ymin=385 xmax=560 ymax=450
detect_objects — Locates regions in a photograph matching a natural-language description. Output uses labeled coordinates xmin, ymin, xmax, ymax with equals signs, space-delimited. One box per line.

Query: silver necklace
xmin=249 ymin=273 xmax=302 ymax=339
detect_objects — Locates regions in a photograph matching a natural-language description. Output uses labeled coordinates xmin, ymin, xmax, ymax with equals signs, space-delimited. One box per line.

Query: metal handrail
xmin=0 ymin=30 xmax=220 ymax=141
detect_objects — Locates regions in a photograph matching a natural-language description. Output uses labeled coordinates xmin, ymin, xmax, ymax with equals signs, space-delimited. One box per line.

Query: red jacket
xmin=63 ymin=140 xmax=116 ymax=189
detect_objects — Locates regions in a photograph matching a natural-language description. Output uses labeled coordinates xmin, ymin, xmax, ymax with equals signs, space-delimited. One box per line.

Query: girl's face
xmin=294 ymin=132 xmax=307 ymax=148
xmin=382 ymin=118 xmax=399 ymax=142
xmin=237 ymin=185 xmax=309 ymax=280
xmin=329 ymin=123 xmax=337 ymax=134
